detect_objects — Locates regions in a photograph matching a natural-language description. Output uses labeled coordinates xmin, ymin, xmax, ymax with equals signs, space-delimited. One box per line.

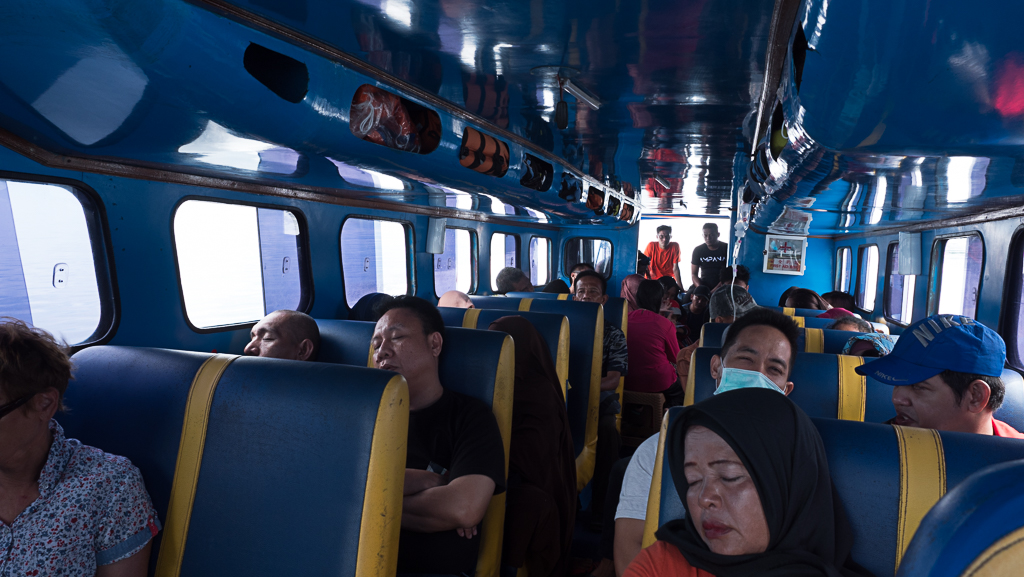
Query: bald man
xmin=438 ymin=291 xmax=474 ymax=309
xmin=244 ymin=310 xmax=320 ymax=361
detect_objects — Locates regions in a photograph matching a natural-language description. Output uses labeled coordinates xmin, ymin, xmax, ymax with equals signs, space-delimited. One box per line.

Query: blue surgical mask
xmin=714 ymin=367 xmax=786 ymax=395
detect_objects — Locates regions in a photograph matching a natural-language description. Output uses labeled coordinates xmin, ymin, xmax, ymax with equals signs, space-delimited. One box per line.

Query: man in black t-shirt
xmin=681 ymin=285 xmax=711 ymax=345
xmin=372 ymin=296 xmax=506 ymax=574
xmin=690 ymin=222 xmax=728 ymax=288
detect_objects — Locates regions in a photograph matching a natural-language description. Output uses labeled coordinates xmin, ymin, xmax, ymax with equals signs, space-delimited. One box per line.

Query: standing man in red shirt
xmin=643 ymin=225 xmax=682 ymax=287
xmin=690 ymin=222 xmax=728 ymax=288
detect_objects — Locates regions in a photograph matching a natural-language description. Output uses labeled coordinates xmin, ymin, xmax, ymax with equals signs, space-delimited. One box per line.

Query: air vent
xmin=350 ymin=85 xmax=441 ymax=154
xmin=520 ymin=154 xmax=553 ymax=191
xmin=459 ymin=127 xmax=509 ymax=177
xmin=243 ymin=43 xmax=309 ymax=104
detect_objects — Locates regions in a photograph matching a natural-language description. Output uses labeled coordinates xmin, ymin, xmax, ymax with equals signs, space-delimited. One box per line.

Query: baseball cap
xmin=855 ymin=314 xmax=1006 ymax=385
xmin=692 ymin=285 xmax=711 ymax=298
xmin=709 ymin=286 xmax=758 ymax=319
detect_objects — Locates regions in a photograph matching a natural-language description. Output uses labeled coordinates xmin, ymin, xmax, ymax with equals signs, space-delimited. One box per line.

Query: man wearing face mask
xmin=611 ymin=309 xmax=798 ymax=576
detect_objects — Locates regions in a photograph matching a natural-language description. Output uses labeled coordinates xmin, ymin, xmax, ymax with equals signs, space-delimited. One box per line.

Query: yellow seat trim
xmin=462 ymin=307 xmax=482 ymax=329
xmin=894 ymin=425 xmax=946 ymax=572
xmin=475 ymin=334 xmax=516 ymax=577
xmin=575 ymin=305 xmax=604 ymax=491
xmin=698 ymin=324 xmax=705 ymax=347
xmin=805 ymin=328 xmax=824 ymax=353
xmin=837 ymin=355 xmax=866 ymax=421
xmin=642 ymin=412 xmax=672 ymax=549
xmin=518 ymin=298 xmax=533 ymax=312
xmin=783 ymin=307 xmax=796 ymax=316
xmin=155 ymin=354 xmax=238 ymax=577
xmin=367 ymin=342 xmax=375 ymax=368
xmin=683 ymin=348 xmax=697 ymax=407
xmin=355 ymin=375 xmax=410 ymax=577
xmin=792 ymin=316 xmax=806 ymax=328
xmin=961 ymin=526 xmax=1024 ymax=577
xmin=557 ymin=317 xmax=571 ymax=401
xmin=557 ymin=293 xmax=569 ymax=300
xmin=616 ymin=303 xmax=628 ymax=433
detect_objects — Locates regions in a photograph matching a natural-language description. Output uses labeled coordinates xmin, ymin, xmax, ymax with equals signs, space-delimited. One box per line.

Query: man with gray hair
xmin=495 ymin=267 xmax=532 ymax=294
xmin=676 ymin=286 xmax=759 ymax=384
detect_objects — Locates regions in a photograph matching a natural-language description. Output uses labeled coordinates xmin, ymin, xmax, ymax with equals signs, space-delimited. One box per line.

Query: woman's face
xmin=683 ymin=425 xmax=770 ymax=555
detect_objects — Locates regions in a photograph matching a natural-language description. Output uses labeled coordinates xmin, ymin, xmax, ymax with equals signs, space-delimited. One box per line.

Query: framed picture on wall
xmin=763 ymin=234 xmax=807 ymax=275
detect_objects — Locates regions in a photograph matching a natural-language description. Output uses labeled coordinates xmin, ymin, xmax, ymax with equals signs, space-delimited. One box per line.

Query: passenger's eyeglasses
xmin=0 ymin=396 xmax=31 ymax=421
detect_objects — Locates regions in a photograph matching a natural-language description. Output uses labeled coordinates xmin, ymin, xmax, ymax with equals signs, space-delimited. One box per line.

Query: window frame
xmin=855 ymin=244 xmax=880 ymax=312
xmin=0 ymin=171 xmax=119 ymax=349
xmin=529 ymin=235 xmax=553 ymax=287
xmin=490 ymin=231 xmax=522 ymax=292
xmin=835 ymin=246 xmax=852 ymax=292
xmin=171 ymin=196 xmax=313 ymax=334
xmin=882 ymin=241 xmax=915 ymax=326
xmin=927 ymin=231 xmax=985 ymax=317
xmin=1002 ymin=225 xmax=1024 ymax=370
xmin=432 ymin=226 xmax=478 ymax=298
xmin=562 ymin=236 xmax=614 ymax=280
xmin=339 ymin=214 xmax=415 ymax=308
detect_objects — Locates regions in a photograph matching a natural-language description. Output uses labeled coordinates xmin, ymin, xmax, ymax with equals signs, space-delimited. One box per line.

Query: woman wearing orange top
xmin=624 ymin=389 xmax=873 ymax=577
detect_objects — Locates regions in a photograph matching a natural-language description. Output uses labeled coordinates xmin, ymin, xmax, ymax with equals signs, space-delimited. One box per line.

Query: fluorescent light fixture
xmin=383 ymin=0 xmax=412 ymax=27
xmin=653 ymin=174 xmax=671 ymax=189
xmin=564 ymin=79 xmax=601 ymax=110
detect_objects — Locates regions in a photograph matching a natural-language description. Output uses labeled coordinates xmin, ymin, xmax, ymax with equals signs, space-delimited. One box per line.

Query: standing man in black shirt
xmin=372 ymin=296 xmax=506 ymax=574
xmin=690 ymin=222 xmax=728 ymax=288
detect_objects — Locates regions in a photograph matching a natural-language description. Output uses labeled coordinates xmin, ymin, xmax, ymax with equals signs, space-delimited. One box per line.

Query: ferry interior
xmin=3 ymin=0 xmax=1024 ymax=575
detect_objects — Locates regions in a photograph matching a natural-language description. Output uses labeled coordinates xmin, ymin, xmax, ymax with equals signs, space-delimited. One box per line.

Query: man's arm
xmin=405 ymin=469 xmax=445 ymax=495
xmin=96 ymin=541 xmax=152 ymax=577
xmin=614 ymin=518 xmax=646 ymax=577
xmin=674 ymin=263 xmax=683 ymax=288
xmin=601 ymin=370 xmax=621 ymax=392
xmin=690 ymin=263 xmax=700 ymax=287
xmin=402 ymin=474 xmax=495 ymax=533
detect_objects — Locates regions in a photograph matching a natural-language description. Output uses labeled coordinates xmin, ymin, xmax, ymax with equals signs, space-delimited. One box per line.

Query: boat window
xmin=884 ymin=242 xmax=915 ymax=324
xmin=835 ymin=247 xmax=852 ymax=292
xmin=530 ymin=237 xmax=551 ymax=286
xmin=1003 ymin=229 xmax=1024 ymax=369
xmin=490 ymin=233 xmax=520 ymax=291
xmin=174 ymin=200 xmax=308 ymax=330
xmin=349 ymin=85 xmax=440 ymax=154
xmin=0 ymin=179 xmax=111 ymax=345
xmin=565 ymin=238 xmax=613 ymax=279
xmin=933 ymin=235 xmax=984 ymax=317
xmin=433 ymin=228 xmax=475 ymax=297
xmin=855 ymin=245 xmax=879 ymax=312
xmin=340 ymin=217 xmax=411 ymax=307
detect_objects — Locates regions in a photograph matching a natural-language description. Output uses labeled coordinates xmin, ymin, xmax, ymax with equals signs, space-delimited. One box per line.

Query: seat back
xmin=643 ymin=409 xmax=1024 ymax=577
xmin=469 ymin=295 xmax=604 ymax=490
xmin=699 ymin=323 xmax=897 ymax=354
xmin=603 ymin=297 xmax=629 ymax=432
xmin=685 ymin=347 xmax=1024 ymax=429
xmin=439 ymin=307 xmax=570 ymax=398
xmin=897 ymin=459 xmax=1024 ymax=577
xmin=61 ymin=346 xmax=408 ymax=577
xmin=765 ymin=305 xmax=830 ymax=318
xmin=315 ymin=318 xmax=515 ymax=577
xmin=506 ymin=291 xmax=570 ymax=301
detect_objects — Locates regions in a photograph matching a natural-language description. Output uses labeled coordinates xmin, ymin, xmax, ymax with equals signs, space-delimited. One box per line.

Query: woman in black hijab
xmin=624 ymin=388 xmax=873 ymax=577
xmin=348 ymin=292 xmax=393 ymax=322
xmin=488 ymin=316 xmax=576 ymax=577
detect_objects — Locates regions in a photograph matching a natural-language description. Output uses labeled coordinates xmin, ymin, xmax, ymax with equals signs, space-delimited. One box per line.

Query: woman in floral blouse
xmin=0 ymin=318 xmax=160 ymax=576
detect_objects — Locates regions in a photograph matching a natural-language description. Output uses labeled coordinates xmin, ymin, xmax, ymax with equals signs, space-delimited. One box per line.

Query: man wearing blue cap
xmin=856 ymin=314 xmax=1024 ymax=437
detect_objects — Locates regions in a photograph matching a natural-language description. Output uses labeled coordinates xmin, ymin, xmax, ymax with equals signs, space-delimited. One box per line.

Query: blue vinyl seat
xmin=439 ymin=307 xmax=570 ymax=398
xmin=897 ymin=459 xmax=1024 ymax=576
xmin=61 ymin=346 xmax=408 ymax=577
xmin=469 ymin=295 xmax=604 ymax=490
xmin=316 ymin=318 xmax=514 ymax=577
xmin=506 ymin=291 xmax=570 ymax=301
xmin=683 ymin=347 xmax=1024 ymax=428
xmin=765 ymin=305 xmax=832 ymax=318
xmin=643 ymin=408 xmax=1024 ymax=577
xmin=699 ymin=322 xmax=897 ymax=353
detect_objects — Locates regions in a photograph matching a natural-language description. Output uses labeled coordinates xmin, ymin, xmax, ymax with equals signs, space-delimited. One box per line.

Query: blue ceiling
xmin=0 ymin=0 xmax=1020 ymax=233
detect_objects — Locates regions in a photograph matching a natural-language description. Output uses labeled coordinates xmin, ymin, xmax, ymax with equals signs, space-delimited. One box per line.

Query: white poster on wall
xmin=763 ymin=234 xmax=807 ymax=275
